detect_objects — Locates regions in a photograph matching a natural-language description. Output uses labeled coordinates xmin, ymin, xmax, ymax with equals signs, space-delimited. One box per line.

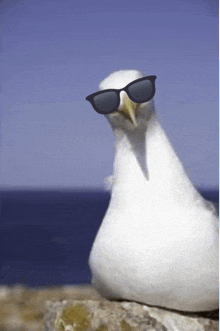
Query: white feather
xmin=89 ymin=70 xmax=219 ymax=312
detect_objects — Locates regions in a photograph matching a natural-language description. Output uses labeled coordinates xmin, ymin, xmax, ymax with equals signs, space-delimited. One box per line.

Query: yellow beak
xmin=121 ymin=98 xmax=138 ymax=127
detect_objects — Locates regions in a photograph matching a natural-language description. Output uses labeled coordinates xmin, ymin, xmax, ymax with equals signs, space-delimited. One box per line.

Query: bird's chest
xmin=94 ymin=198 xmax=204 ymax=263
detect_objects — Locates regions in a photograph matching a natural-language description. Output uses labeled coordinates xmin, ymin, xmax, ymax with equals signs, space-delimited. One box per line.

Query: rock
xmin=0 ymin=285 xmax=102 ymax=331
xmin=0 ymin=285 xmax=218 ymax=331
xmin=44 ymin=300 xmax=218 ymax=331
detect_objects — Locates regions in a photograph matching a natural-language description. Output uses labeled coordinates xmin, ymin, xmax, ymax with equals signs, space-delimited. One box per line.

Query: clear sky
xmin=0 ymin=0 xmax=218 ymax=190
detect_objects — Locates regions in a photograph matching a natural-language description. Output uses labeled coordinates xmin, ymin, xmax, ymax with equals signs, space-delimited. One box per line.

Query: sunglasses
xmin=86 ymin=75 xmax=157 ymax=115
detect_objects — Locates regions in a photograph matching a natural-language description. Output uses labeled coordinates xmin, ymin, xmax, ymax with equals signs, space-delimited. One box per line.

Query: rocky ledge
xmin=44 ymin=299 xmax=218 ymax=331
xmin=0 ymin=285 xmax=218 ymax=331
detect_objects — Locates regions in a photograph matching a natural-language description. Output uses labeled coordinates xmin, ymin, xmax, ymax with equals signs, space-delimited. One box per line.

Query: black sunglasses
xmin=86 ymin=75 xmax=157 ymax=115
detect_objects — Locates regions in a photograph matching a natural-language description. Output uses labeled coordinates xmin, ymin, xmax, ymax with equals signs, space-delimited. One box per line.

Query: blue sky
xmin=0 ymin=0 xmax=218 ymax=189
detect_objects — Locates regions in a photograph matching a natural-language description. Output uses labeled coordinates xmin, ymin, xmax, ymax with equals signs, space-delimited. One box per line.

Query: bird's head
xmin=99 ymin=70 xmax=156 ymax=132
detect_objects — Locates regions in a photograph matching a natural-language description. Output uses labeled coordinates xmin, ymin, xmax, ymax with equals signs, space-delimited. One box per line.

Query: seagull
xmin=86 ymin=70 xmax=219 ymax=312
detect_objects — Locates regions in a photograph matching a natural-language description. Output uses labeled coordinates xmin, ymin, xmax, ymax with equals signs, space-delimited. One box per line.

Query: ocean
xmin=0 ymin=189 xmax=218 ymax=288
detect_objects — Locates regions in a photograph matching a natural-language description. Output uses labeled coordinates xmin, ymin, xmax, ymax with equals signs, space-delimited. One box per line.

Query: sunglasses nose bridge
xmin=118 ymin=90 xmax=136 ymax=112
xmin=119 ymin=90 xmax=129 ymax=104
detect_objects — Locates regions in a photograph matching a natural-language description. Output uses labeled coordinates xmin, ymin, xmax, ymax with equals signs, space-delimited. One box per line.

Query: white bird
xmin=87 ymin=70 xmax=219 ymax=312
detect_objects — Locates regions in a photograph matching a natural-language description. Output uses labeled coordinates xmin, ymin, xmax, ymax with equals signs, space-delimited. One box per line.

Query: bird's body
xmin=88 ymin=70 xmax=219 ymax=312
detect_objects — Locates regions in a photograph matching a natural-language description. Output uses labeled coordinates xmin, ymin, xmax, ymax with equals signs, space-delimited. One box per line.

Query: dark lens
xmin=127 ymin=79 xmax=154 ymax=103
xmin=93 ymin=91 xmax=119 ymax=114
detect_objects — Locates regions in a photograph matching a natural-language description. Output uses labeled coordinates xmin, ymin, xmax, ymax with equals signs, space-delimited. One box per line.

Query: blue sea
xmin=0 ymin=189 xmax=218 ymax=288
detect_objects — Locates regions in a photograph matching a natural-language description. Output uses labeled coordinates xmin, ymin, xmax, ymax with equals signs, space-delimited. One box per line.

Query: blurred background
xmin=0 ymin=0 xmax=218 ymax=287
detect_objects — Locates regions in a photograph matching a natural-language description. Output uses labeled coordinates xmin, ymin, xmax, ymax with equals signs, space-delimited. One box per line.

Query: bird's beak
xmin=120 ymin=98 xmax=138 ymax=127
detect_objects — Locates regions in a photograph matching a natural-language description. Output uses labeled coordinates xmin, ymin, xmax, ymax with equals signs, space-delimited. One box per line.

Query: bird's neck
xmin=111 ymin=112 xmax=199 ymax=203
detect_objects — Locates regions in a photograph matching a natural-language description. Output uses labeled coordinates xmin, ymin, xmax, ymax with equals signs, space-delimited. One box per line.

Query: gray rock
xmin=44 ymin=300 xmax=218 ymax=331
xmin=0 ymin=285 xmax=217 ymax=331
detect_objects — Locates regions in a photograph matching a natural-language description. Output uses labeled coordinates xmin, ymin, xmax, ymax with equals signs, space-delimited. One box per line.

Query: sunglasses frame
xmin=86 ymin=75 xmax=157 ymax=115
